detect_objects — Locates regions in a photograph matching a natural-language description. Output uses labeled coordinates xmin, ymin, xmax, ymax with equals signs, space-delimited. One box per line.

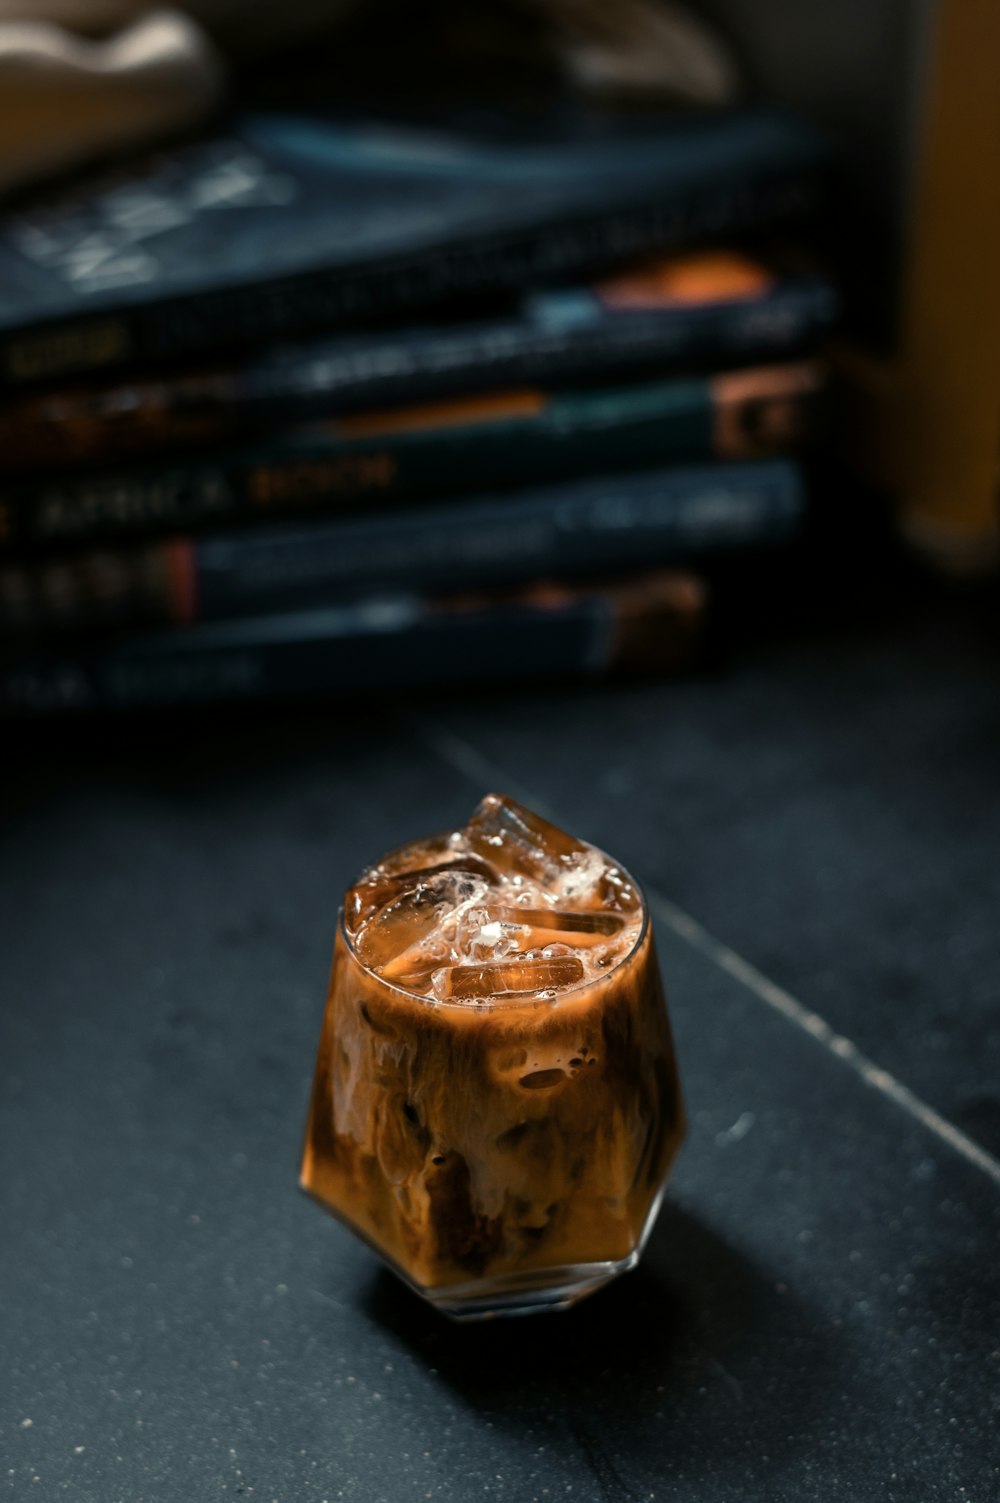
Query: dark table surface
xmin=3 ymin=583 xmax=999 ymax=1502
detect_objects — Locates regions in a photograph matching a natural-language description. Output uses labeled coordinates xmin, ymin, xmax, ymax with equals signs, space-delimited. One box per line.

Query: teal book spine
xmin=0 ymin=257 xmax=838 ymax=472
xmin=0 ymin=363 xmax=821 ymax=553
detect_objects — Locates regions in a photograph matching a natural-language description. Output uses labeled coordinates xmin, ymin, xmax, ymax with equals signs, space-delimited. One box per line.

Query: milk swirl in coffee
xmin=301 ymin=795 xmax=684 ymax=1315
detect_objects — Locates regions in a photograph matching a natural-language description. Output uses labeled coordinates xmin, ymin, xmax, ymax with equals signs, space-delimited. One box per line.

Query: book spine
xmin=248 ymin=278 xmax=838 ymax=416
xmin=0 ymin=445 xmax=400 ymax=552
xmin=0 ymin=574 xmax=705 ymax=715
xmin=196 ymin=461 xmax=804 ymax=621
xmin=0 ymin=162 xmax=827 ymax=390
xmin=0 ymin=277 xmax=836 ymax=473
xmin=0 ymin=367 xmax=820 ymax=553
xmin=0 ymin=369 xmax=240 ymax=473
xmin=0 ymin=460 xmax=801 ymax=636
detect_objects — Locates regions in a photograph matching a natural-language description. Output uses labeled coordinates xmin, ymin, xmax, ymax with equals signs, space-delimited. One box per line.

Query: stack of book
xmin=0 ymin=107 xmax=838 ymax=715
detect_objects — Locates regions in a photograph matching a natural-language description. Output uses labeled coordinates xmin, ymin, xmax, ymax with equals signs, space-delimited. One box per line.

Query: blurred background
xmin=2 ymin=6 xmax=999 ymax=1498
xmin=0 ymin=0 xmax=996 ymax=716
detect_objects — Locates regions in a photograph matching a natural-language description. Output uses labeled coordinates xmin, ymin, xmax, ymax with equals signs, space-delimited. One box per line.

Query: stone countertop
xmin=2 ymin=593 xmax=998 ymax=1502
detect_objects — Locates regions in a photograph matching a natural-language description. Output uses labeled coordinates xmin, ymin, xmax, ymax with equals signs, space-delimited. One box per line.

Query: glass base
xmin=415 ymin=1249 xmax=641 ymax=1321
xmin=405 ymin=1185 xmax=667 ymax=1321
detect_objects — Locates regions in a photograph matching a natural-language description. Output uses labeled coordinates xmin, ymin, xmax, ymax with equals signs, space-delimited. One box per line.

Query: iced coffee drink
xmin=301 ymin=794 xmax=684 ymax=1317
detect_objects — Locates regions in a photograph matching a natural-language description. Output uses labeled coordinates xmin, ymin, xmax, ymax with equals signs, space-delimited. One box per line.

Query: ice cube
xmin=402 ymin=854 xmax=499 ymax=887
xmin=345 ymin=854 xmax=498 ymax=929
xmin=449 ymin=903 xmax=530 ymax=962
xmin=355 ymin=869 xmax=488 ymax=976
xmin=595 ymin=864 xmax=643 ymax=914
xmin=464 ymin=794 xmax=588 ymax=881
xmin=355 ymin=887 xmax=443 ymax=974
xmin=462 ymin=915 xmax=526 ymax=962
xmin=385 ymin=957 xmax=448 ymax=993
xmin=488 ymin=906 xmax=624 ymax=949
xmin=432 ymin=955 xmax=585 ymax=1001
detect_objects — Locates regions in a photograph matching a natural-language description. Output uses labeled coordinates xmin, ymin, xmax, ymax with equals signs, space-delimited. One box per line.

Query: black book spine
xmin=0 ymin=462 xmax=793 ymax=640
xmin=0 ymin=276 xmax=837 ymax=475
xmin=254 ymin=278 xmax=839 ymax=418
xmin=0 ymin=447 xmax=399 ymax=552
xmin=0 ymin=462 xmax=801 ymax=637
xmin=0 ymin=600 xmax=614 ymax=714
xmin=187 ymin=456 xmax=800 ymax=622
xmin=0 ymin=367 xmax=823 ymax=555
xmin=0 ymin=163 xmax=827 ymax=390
xmin=192 ymin=461 xmax=803 ymax=621
xmin=0 ymin=569 xmax=708 ymax=715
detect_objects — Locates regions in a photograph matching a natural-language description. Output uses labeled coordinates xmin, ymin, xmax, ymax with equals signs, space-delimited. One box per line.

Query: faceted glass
xmin=300 ymin=795 xmax=685 ymax=1319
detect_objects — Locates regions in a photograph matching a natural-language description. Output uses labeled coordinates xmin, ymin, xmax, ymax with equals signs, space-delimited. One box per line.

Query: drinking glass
xmin=301 ymin=829 xmax=684 ymax=1320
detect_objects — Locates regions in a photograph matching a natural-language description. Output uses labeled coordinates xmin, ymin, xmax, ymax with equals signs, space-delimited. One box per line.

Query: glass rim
xmin=338 ymin=857 xmax=650 ymax=1012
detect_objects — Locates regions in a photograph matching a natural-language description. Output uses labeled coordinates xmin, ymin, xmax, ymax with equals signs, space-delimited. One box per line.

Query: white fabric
xmin=0 ymin=1 xmax=738 ymax=197
xmin=541 ymin=0 xmax=738 ymax=104
xmin=0 ymin=9 xmax=223 ymax=195
xmin=0 ymin=2 xmax=356 ymax=51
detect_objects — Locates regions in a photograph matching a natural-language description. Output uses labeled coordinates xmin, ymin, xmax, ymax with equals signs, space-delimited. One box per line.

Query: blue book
xmin=0 ymin=459 xmax=804 ymax=636
xmin=0 ymin=109 xmax=831 ymax=390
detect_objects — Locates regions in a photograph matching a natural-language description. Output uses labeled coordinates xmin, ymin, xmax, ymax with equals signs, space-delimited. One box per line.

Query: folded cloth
xmin=0 ymin=7 xmax=224 ymax=195
xmin=539 ymin=0 xmax=738 ymax=103
xmin=0 ymin=0 xmax=736 ymax=197
xmin=0 ymin=1 xmax=357 ymax=54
